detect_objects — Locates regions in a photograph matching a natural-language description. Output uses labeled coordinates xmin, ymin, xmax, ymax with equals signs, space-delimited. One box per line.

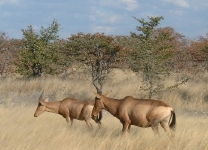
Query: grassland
xmin=0 ymin=69 xmax=208 ymax=150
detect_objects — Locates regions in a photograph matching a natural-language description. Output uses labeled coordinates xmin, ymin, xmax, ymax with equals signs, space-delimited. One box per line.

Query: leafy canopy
xmin=16 ymin=20 xmax=60 ymax=77
xmin=130 ymin=16 xmax=175 ymax=98
xmin=65 ymin=32 xmax=123 ymax=93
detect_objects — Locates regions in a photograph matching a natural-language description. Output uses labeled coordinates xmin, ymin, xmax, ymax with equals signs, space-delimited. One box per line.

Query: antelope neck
xmin=103 ymin=97 xmax=121 ymax=116
xmin=45 ymin=101 xmax=61 ymax=114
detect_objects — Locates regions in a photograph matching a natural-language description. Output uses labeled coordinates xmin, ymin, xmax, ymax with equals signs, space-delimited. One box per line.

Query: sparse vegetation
xmin=0 ymin=69 xmax=208 ymax=150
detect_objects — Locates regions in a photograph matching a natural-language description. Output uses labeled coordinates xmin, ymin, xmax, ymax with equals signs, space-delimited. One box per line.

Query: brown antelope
xmin=92 ymin=92 xmax=176 ymax=137
xmin=34 ymin=90 xmax=102 ymax=129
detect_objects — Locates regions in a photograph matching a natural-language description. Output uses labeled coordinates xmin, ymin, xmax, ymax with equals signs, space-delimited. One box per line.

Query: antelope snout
xmin=34 ymin=114 xmax=38 ymax=117
xmin=92 ymin=115 xmax=98 ymax=121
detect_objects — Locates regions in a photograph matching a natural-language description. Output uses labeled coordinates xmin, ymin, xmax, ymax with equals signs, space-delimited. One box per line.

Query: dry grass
xmin=0 ymin=106 xmax=208 ymax=150
xmin=1 ymin=69 xmax=208 ymax=150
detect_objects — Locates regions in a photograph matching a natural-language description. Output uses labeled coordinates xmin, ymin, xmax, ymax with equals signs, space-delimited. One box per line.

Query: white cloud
xmin=92 ymin=26 xmax=115 ymax=34
xmin=97 ymin=0 xmax=139 ymax=11
xmin=163 ymin=0 xmax=190 ymax=8
xmin=98 ymin=12 xmax=121 ymax=24
xmin=0 ymin=0 xmax=19 ymax=6
xmin=169 ymin=10 xmax=185 ymax=16
xmin=120 ymin=0 xmax=139 ymax=11
xmin=90 ymin=7 xmax=122 ymax=24
xmin=3 ymin=12 xmax=11 ymax=17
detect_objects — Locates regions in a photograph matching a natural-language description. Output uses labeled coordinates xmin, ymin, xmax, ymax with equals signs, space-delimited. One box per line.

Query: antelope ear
xmin=39 ymin=98 xmax=49 ymax=103
xmin=93 ymin=91 xmax=102 ymax=99
xmin=104 ymin=91 xmax=112 ymax=97
xmin=39 ymin=100 xmax=45 ymax=106
xmin=43 ymin=98 xmax=49 ymax=102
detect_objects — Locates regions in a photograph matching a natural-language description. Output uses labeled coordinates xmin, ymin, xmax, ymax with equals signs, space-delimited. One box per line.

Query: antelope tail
xmin=169 ymin=110 xmax=176 ymax=130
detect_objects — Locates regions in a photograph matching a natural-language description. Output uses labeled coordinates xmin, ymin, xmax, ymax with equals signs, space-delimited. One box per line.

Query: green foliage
xmin=130 ymin=16 xmax=175 ymax=98
xmin=16 ymin=20 xmax=60 ymax=77
xmin=65 ymin=32 xmax=123 ymax=93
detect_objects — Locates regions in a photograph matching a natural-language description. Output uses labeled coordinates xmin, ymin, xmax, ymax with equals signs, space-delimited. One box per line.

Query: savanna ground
xmin=0 ymin=69 xmax=208 ymax=150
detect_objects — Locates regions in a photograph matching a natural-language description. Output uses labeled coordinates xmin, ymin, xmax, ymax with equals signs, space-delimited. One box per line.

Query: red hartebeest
xmin=34 ymin=90 xmax=102 ymax=129
xmin=92 ymin=92 xmax=176 ymax=137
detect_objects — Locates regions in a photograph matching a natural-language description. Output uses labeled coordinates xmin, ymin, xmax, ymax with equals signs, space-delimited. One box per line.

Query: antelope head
xmin=91 ymin=91 xmax=111 ymax=122
xmin=34 ymin=90 xmax=49 ymax=117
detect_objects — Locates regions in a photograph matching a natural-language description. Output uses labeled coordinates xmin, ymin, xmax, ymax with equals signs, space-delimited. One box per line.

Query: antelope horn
xmin=39 ymin=89 xmax=44 ymax=101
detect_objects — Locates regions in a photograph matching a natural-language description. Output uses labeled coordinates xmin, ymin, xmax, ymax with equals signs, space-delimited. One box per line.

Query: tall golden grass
xmin=0 ymin=69 xmax=208 ymax=150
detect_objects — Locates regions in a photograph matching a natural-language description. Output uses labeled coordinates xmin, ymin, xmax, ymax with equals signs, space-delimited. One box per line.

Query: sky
xmin=0 ymin=0 xmax=208 ymax=40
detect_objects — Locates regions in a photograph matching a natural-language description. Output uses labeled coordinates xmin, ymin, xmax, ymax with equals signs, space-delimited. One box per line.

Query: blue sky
xmin=0 ymin=0 xmax=208 ymax=39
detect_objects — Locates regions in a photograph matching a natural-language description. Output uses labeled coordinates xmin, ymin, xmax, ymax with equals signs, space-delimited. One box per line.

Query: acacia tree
xmin=65 ymin=32 xmax=123 ymax=94
xmin=16 ymin=20 xmax=60 ymax=77
xmin=130 ymin=16 xmax=186 ymax=98
xmin=0 ymin=33 xmax=21 ymax=77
